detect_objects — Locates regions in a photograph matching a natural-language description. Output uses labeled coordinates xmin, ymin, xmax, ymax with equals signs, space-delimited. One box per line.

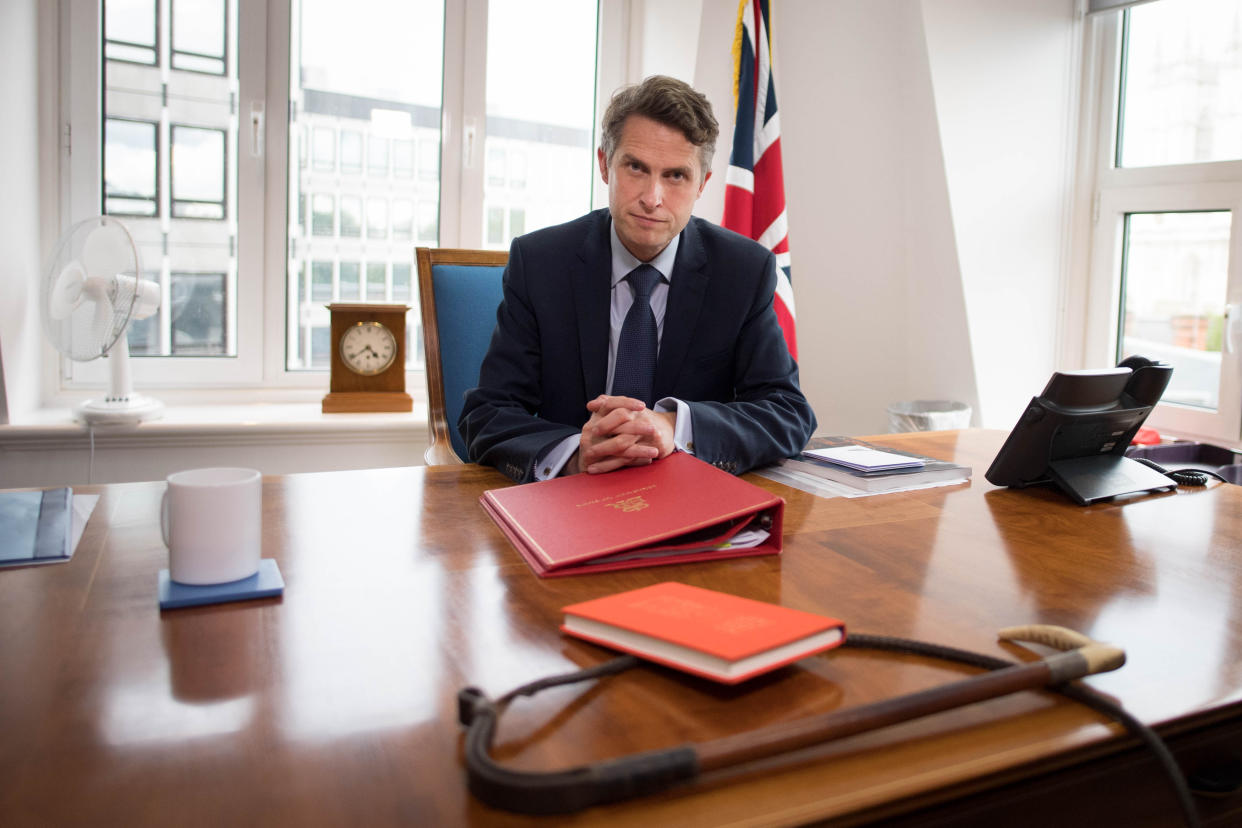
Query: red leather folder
xmin=480 ymin=452 xmax=785 ymax=577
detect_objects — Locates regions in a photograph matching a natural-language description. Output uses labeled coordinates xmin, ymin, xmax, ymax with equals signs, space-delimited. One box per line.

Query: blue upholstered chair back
xmin=416 ymin=247 xmax=509 ymax=464
xmin=429 ymin=261 xmax=506 ymax=461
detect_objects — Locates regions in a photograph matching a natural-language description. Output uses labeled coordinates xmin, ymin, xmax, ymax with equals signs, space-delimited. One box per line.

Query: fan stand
xmin=75 ymin=336 xmax=164 ymax=426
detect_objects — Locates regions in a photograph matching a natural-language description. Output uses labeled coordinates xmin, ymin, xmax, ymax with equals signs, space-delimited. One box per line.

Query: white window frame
xmin=51 ymin=0 xmax=626 ymax=406
xmin=1081 ymin=7 xmax=1242 ymax=443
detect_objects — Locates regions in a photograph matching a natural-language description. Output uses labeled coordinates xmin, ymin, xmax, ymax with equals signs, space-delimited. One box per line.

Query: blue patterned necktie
xmin=611 ymin=264 xmax=660 ymax=406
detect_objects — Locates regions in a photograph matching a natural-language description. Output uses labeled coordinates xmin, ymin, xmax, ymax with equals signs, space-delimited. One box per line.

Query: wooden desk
xmin=3 ymin=430 xmax=1241 ymax=827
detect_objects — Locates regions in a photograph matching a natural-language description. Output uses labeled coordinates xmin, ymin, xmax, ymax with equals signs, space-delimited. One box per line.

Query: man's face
xmin=598 ymin=114 xmax=711 ymax=262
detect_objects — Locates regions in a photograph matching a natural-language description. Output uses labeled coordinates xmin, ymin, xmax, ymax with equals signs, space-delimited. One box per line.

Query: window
xmin=104 ymin=118 xmax=159 ymax=216
xmin=171 ymin=0 xmax=227 ymax=74
xmin=1085 ymin=0 xmax=1242 ymax=441
xmin=61 ymin=0 xmax=612 ymax=398
xmin=339 ymin=195 xmax=362 ymax=238
xmin=339 ymin=261 xmax=361 ymax=300
xmin=340 ymin=130 xmax=363 ymax=174
xmin=170 ymin=125 xmax=227 ymax=219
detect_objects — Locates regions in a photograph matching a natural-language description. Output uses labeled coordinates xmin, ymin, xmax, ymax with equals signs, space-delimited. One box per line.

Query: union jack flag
xmin=723 ymin=0 xmax=797 ymax=360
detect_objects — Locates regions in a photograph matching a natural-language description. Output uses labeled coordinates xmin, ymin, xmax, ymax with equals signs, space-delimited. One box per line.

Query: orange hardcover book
xmin=480 ymin=452 xmax=785 ymax=578
xmin=562 ymin=582 xmax=846 ymax=684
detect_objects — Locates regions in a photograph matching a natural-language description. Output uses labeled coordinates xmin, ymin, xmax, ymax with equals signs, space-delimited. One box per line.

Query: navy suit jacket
xmin=458 ymin=208 xmax=816 ymax=482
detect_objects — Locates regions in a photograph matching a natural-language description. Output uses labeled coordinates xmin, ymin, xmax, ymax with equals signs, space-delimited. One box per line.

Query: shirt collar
xmin=609 ymin=221 xmax=679 ymax=288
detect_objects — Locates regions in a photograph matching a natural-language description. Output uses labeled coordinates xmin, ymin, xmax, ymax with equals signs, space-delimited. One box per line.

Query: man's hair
xmin=600 ymin=75 xmax=719 ymax=178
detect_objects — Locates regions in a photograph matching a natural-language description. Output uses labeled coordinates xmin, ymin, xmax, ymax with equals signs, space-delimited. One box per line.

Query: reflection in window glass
xmin=289 ymin=0 xmax=444 ymax=370
xmin=1121 ymin=211 xmax=1231 ymax=410
xmin=340 ymin=130 xmax=363 ymax=174
xmin=1118 ymin=0 xmax=1242 ymax=168
xmin=172 ymin=0 xmax=226 ymax=74
xmin=339 ymin=261 xmax=361 ymax=299
xmin=483 ymin=0 xmax=596 ymax=249
xmin=311 ymin=261 xmax=333 ymax=301
xmin=171 ymin=125 xmax=226 ymax=218
xmin=312 ymin=194 xmax=335 ymax=236
xmin=106 ymin=0 xmax=158 ymax=64
xmin=367 ymin=262 xmax=386 ymax=300
xmin=170 ymin=272 xmax=227 ymax=354
xmin=366 ymin=198 xmax=388 ymax=239
xmin=340 ymin=196 xmax=362 ymax=237
xmin=105 ymin=118 xmax=159 ymax=216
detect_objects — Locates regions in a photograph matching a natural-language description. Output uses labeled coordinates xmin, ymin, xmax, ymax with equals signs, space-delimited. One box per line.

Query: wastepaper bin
xmin=887 ymin=400 xmax=972 ymax=433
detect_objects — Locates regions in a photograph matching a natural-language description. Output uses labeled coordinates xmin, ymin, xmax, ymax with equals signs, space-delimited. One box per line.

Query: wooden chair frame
xmin=416 ymin=247 xmax=510 ymax=465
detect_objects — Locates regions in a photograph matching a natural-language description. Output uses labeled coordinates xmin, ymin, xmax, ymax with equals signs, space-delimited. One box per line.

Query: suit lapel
xmin=656 ymin=218 xmax=708 ymax=396
xmin=573 ymin=210 xmax=612 ymax=399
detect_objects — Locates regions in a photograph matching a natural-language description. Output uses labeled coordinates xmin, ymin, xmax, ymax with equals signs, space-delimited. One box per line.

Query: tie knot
xmin=627 ymin=265 xmax=660 ymax=301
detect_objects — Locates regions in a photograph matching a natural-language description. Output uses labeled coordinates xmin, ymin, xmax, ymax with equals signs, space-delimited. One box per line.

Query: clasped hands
xmin=564 ymin=395 xmax=676 ymax=476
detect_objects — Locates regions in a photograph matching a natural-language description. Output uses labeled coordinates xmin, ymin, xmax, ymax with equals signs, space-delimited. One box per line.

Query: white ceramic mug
xmin=161 ymin=467 xmax=262 ymax=585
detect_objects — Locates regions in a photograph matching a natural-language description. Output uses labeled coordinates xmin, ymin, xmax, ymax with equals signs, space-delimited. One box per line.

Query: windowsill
xmin=0 ymin=402 xmax=428 ymax=447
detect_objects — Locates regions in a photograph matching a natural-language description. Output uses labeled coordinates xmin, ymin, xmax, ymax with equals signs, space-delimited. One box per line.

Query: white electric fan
xmin=41 ymin=215 xmax=164 ymax=425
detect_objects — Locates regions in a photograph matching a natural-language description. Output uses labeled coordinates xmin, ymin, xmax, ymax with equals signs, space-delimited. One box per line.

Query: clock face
xmin=340 ymin=321 xmax=397 ymax=376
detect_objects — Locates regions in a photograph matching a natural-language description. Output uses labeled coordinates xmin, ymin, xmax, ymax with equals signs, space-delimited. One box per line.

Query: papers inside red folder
xmin=480 ymin=452 xmax=785 ymax=577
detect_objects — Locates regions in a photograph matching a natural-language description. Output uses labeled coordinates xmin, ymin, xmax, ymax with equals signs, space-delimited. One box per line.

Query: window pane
xmin=366 ymin=197 xmax=387 ymax=240
xmin=170 ymin=272 xmax=227 ymax=354
xmin=366 ymin=262 xmax=387 ymax=300
xmin=311 ymin=261 xmax=333 ymax=301
xmin=340 ymin=195 xmax=362 ymax=237
xmin=171 ymin=125 xmax=226 ymax=218
xmin=171 ymin=0 xmax=226 ymax=74
xmin=417 ymin=201 xmax=438 ymax=243
xmin=1120 ymin=211 xmax=1231 ymax=410
xmin=311 ymin=194 xmax=335 ymax=236
xmin=1118 ymin=0 xmax=1242 ymax=168
xmin=340 ymin=130 xmax=363 ymax=174
xmin=103 ymin=0 xmax=238 ymax=359
xmin=288 ymin=0 xmax=444 ymax=370
xmin=104 ymin=118 xmax=159 ymax=216
xmin=392 ymin=199 xmax=413 ymax=241
xmin=482 ymin=0 xmax=596 ymax=249
xmin=339 ymin=261 xmax=361 ymax=300
xmin=394 ymin=139 xmax=415 ymax=178
xmin=367 ymin=135 xmax=389 ymax=176
xmin=392 ymin=262 xmax=411 ymax=302
xmin=106 ymin=0 xmax=158 ymax=65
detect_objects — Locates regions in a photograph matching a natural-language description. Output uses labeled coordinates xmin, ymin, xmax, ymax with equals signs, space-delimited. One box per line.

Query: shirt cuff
xmin=654 ymin=397 xmax=695 ymax=455
xmin=534 ymin=434 xmax=580 ymax=480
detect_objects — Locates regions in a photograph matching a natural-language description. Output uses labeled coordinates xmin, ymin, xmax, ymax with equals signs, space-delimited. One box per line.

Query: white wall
xmin=680 ymin=0 xmax=1079 ymax=434
xmin=0 ymin=0 xmax=44 ymax=424
xmin=921 ymin=0 xmax=1080 ymax=429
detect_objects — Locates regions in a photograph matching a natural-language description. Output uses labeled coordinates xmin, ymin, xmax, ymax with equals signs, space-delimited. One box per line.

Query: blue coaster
xmin=158 ymin=558 xmax=285 ymax=610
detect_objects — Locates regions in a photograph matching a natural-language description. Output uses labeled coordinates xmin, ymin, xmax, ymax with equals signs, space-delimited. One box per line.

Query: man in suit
xmin=459 ymin=75 xmax=816 ymax=483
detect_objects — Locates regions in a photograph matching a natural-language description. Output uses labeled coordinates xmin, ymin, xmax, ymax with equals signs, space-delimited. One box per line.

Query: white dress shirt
xmin=534 ymin=223 xmax=696 ymax=479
